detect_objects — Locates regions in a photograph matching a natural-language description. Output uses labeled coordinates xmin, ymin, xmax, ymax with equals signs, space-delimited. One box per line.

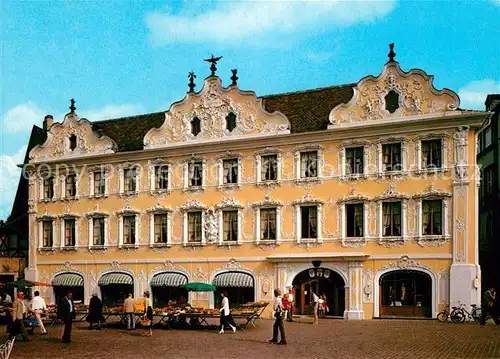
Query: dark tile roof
xmin=89 ymin=84 xmax=356 ymax=152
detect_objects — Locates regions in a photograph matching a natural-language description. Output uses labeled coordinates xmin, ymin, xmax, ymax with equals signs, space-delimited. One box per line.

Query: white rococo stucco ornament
xmin=29 ymin=111 xmax=117 ymax=163
xmin=328 ymin=60 xmax=460 ymax=127
xmin=144 ymin=76 xmax=291 ymax=148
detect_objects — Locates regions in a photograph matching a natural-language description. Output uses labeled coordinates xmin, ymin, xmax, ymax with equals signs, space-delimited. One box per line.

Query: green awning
xmin=183 ymin=282 xmax=216 ymax=292
xmin=52 ymin=273 xmax=84 ymax=287
xmin=213 ymin=272 xmax=254 ymax=288
xmin=98 ymin=273 xmax=133 ymax=286
xmin=150 ymin=272 xmax=187 ymax=287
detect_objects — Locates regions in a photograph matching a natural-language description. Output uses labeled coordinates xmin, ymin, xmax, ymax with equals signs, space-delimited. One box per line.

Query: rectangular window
xmin=155 ymin=165 xmax=169 ymax=190
xmin=483 ymin=166 xmax=494 ymax=198
xmin=261 ymin=155 xmax=278 ymax=181
xmin=65 ymin=174 xmax=77 ymax=197
xmin=300 ymin=151 xmax=318 ymax=178
xmin=382 ymin=202 xmax=402 ymax=236
xmin=154 ymin=214 xmax=168 ymax=243
xmin=422 ymin=200 xmax=442 ymax=235
xmin=484 ymin=127 xmax=492 ymax=149
xmin=301 ymin=206 xmax=318 ymax=239
xmin=382 ymin=143 xmax=402 ymax=172
xmin=124 ymin=168 xmax=137 ymax=192
xmin=223 ymin=210 xmax=238 ymax=242
xmin=223 ymin=159 xmax=239 ymax=184
xmin=94 ymin=172 xmax=106 ymax=195
xmin=188 ymin=212 xmax=202 ymax=242
xmin=346 ymin=203 xmax=364 ymax=237
xmin=421 ymin=139 xmax=442 ymax=169
xmin=188 ymin=162 xmax=203 ymax=187
xmin=123 ymin=215 xmax=136 ymax=244
xmin=64 ymin=218 xmax=76 ymax=246
xmin=43 ymin=177 xmax=54 ymax=199
xmin=42 ymin=220 xmax=53 ymax=247
xmin=93 ymin=218 xmax=105 ymax=246
xmin=260 ymin=208 xmax=277 ymax=240
xmin=345 ymin=147 xmax=364 ymax=175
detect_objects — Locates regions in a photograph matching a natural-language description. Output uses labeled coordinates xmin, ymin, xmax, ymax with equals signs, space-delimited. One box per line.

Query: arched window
xmin=69 ymin=134 xmax=77 ymax=151
xmin=385 ymin=91 xmax=399 ymax=113
xmin=225 ymin=112 xmax=237 ymax=132
xmin=191 ymin=117 xmax=201 ymax=136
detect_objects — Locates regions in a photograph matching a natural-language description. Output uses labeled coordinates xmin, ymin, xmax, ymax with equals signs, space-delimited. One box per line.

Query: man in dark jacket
xmin=57 ymin=291 xmax=75 ymax=343
xmin=479 ymin=286 xmax=499 ymax=326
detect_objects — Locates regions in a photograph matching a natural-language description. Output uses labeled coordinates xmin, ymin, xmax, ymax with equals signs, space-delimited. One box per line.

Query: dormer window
xmin=191 ymin=117 xmax=201 ymax=136
xmin=385 ymin=90 xmax=399 ymax=113
xmin=226 ymin=112 xmax=237 ymax=132
xmin=69 ymin=134 xmax=77 ymax=151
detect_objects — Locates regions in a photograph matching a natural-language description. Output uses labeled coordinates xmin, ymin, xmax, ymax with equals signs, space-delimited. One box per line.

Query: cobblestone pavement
xmin=3 ymin=319 xmax=500 ymax=359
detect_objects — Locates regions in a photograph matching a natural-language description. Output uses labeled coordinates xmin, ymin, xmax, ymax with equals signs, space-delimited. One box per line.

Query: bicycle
xmin=437 ymin=305 xmax=464 ymax=323
xmin=452 ymin=302 xmax=482 ymax=323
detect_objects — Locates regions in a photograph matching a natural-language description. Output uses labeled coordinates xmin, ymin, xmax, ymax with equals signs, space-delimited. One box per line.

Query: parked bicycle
xmin=437 ymin=302 xmax=482 ymax=323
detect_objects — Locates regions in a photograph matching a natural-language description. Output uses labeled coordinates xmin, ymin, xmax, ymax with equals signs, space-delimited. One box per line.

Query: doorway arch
xmin=291 ymin=268 xmax=346 ymax=317
xmin=378 ymin=270 xmax=433 ymax=318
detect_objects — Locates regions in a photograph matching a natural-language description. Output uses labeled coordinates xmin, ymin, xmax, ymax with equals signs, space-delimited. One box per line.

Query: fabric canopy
xmin=213 ymin=272 xmax=254 ymax=288
xmin=4 ymin=279 xmax=51 ymax=289
xmin=98 ymin=273 xmax=133 ymax=286
xmin=52 ymin=273 xmax=84 ymax=287
xmin=150 ymin=272 xmax=187 ymax=287
xmin=183 ymin=282 xmax=216 ymax=292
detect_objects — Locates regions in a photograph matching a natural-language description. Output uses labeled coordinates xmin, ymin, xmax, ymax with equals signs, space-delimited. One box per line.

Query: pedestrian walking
xmin=141 ymin=291 xmax=153 ymax=337
xmin=287 ymin=288 xmax=294 ymax=322
xmin=479 ymin=286 xmax=500 ymax=326
xmin=124 ymin=293 xmax=136 ymax=330
xmin=312 ymin=291 xmax=319 ymax=324
xmin=282 ymin=293 xmax=291 ymax=321
xmin=57 ymin=291 xmax=75 ymax=343
xmin=218 ymin=292 xmax=236 ymax=334
xmin=269 ymin=289 xmax=286 ymax=345
xmin=30 ymin=290 xmax=47 ymax=335
xmin=87 ymin=293 xmax=104 ymax=330
xmin=9 ymin=291 xmax=29 ymax=342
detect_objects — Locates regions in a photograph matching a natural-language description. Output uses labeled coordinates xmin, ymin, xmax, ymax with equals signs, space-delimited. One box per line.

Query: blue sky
xmin=1 ymin=0 xmax=499 ymax=219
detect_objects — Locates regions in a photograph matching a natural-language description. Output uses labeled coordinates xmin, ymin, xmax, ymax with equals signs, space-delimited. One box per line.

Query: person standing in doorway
xmin=480 ymin=286 xmax=499 ymax=326
xmin=30 ymin=291 xmax=47 ymax=335
xmin=269 ymin=289 xmax=286 ymax=345
xmin=287 ymin=288 xmax=294 ymax=322
xmin=312 ymin=291 xmax=319 ymax=324
xmin=124 ymin=293 xmax=136 ymax=330
xmin=57 ymin=291 xmax=75 ymax=343
xmin=9 ymin=291 xmax=29 ymax=342
xmin=87 ymin=293 xmax=104 ymax=330
xmin=218 ymin=292 xmax=236 ymax=334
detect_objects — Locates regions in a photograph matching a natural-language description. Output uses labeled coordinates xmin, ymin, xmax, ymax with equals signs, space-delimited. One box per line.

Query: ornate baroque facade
xmin=23 ymin=50 xmax=488 ymax=319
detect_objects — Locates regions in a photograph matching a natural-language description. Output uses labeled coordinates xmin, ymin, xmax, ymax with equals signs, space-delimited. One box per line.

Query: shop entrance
xmin=292 ymin=268 xmax=345 ymax=317
xmin=379 ymin=270 xmax=432 ymax=318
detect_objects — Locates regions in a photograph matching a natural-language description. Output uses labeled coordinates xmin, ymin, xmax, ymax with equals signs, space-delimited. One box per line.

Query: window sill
xmin=39 ymin=247 xmax=56 ymax=252
xmin=183 ymin=242 xmax=205 ymax=247
xmin=120 ymin=191 xmax=139 ymax=197
xmin=298 ymin=238 xmax=320 ymax=243
xmin=119 ymin=244 xmax=139 ymax=250
xmin=257 ymin=239 xmax=278 ymax=244
xmin=61 ymin=246 xmax=77 ymax=251
xmin=416 ymin=168 xmax=447 ymax=174
xmin=218 ymin=241 xmax=241 ymax=247
xmin=61 ymin=196 xmax=79 ymax=202
xmin=150 ymin=189 xmax=171 ymax=196
xmin=89 ymin=245 xmax=107 ymax=251
xmin=342 ymin=237 xmax=367 ymax=247
xmin=218 ymin=183 xmax=241 ymax=189
xmin=40 ymin=198 xmax=56 ymax=203
xmin=379 ymin=171 xmax=405 ymax=177
xmin=378 ymin=237 xmax=405 ymax=246
xmin=90 ymin=194 xmax=108 ymax=199
xmin=257 ymin=180 xmax=280 ymax=185
xmin=150 ymin=243 xmax=171 ymax=248
xmin=340 ymin=174 xmax=368 ymax=181
xmin=183 ymin=186 xmax=204 ymax=193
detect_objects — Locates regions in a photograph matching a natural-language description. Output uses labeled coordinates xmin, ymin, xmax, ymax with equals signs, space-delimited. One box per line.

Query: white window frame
xmin=218 ymin=208 xmax=242 ymax=245
xmin=255 ymin=206 xmax=281 ymax=244
xmin=415 ymin=196 xmax=451 ymax=240
xmin=183 ymin=210 xmax=206 ymax=245
xmin=294 ymin=203 xmax=322 ymax=243
xmin=256 ymin=152 xmax=282 ymax=184
xmin=87 ymin=215 xmax=109 ymax=249
xmin=183 ymin=159 xmax=206 ymax=190
xmin=37 ymin=217 xmax=55 ymax=249
xmin=218 ymin=158 xmax=241 ymax=187
xmin=377 ymin=199 xmax=407 ymax=242
xmin=59 ymin=216 xmax=79 ymax=249
xmin=60 ymin=172 xmax=79 ymax=200
xmin=89 ymin=168 xmax=109 ymax=197
xmin=117 ymin=211 xmax=140 ymax=248
xmin=119 ymin=164 xmax=140 ymax=195
xmin=39 ymin=176 xmax=55 ymax=201
xmin=339 ymin=201 xmax=369 ymax=245
xmin=293 ymin=145 xmax=324 ymax=181
xmin=149 ymin=160 xmax=172 ymax=193
xmin=415 ymin=136 xmax=448 ymax=172
xmin=149 ymin=210 xmax=172 ymax=247
xmin=377 ymin=139 xmax=408 ymax=175
xmin=339 ymin=142 xmax=369 ymax=179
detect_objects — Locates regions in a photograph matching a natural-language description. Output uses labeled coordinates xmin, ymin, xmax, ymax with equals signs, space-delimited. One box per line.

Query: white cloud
xmin=490 ymin=0 xmax=500 ymax=6
xmin=458 ymin=79 xmax=500 ymax=110
xmin=145 ymin=0 xmax=396 ymax=47
xmin=1 ymin=103 xmax=145 ymax=134
xmin=306 ymin=51 xmax=334 ymax=64
xmin=0 ymin=146 xmax=27 ymax=219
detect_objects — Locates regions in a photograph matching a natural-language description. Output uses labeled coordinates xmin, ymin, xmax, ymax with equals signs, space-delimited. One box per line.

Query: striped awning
xmin=52 ymin=273 xmax=84 ymax=287
xmin=213 ymin=272 xmax=254 ymax=288
xmin=150 ymin=272 xmax=188 ymax=287
xmin=98 ymin=273 xmax=133 ymax=286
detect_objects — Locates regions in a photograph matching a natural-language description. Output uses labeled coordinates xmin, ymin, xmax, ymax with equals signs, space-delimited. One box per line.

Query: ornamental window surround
xmin=253 ymin=198 xmax=282 ymax=244
xmin=415 ymin=135 xmax=449 ymax=172
xmin=183 ymin=158 xmax=206 ymax=190
xmin=59 ymin=215 xmax=79 ymax=249
xmin=147 ymin=207 xmax=172 ymax=247
xmin=339 ymin=141 xmax=370 ymax=179
xmin=37 ymin=217 xmax=55 ymax=249
xmin=337 ymin=196 xmax=370 ymax=247
xmin=181 ymin=201 xmax=207 ymax=246
xmin=219 ymin=158 xmax=241 ymax=186
xmin=148 ymin=160 xmax=172 ymax=193
xmin=255 ymin=150 xmax=282 ymax=184
xmin=119 ymin=164 xmax=140 ymax=195
xmin=86 ymin=211 xmax=109 ymax=249
xmin=294 ymin=145 xmax=324 ymax=181
xmin=376 ymin=138 xmax=408 ymax=175
xmin=117 ymin=209 xmax=140 ymax=248
xmin=61 ymin=173 xmax=78 ymax=199
xmin=89 ymin=167 xmax=109 ymax=197
xmin=293 ymin=197 xmax=323 ymax=243
xmin=375 ymin=191 xmax=409 ymax=242
xmin=216 ymin=201 xmax=243 ymax=245
xmin=40 ymin=176 xmax=55 ymax=201
xmin=413 ymin=189 xmax=451 ymax=240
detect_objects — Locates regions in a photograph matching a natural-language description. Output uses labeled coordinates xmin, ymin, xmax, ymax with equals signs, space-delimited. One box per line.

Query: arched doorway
xmin=52 ymin=273 xmax=84 ymax=304
xmin=150 ymin=272 xmax=189 ymax=307
xmin=379 ymin=270 xmax=432 ymax=318
xmin=98 ymin=272 xmax=134 ymax=307
xmin=213 ymin=271 xmax=255 ymax=307
xmin=292 ymin=268 xmax=345 ymax=317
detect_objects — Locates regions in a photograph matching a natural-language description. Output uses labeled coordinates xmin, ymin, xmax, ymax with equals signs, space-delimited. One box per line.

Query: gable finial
xmin=203 ymin=54 xmax=223 ymax=76
xmin=388 ymin=43 xmax=396 ymax=62
xmin=230 ymin=69 xmax=238 ymax=86
xmin=188 ymin=71 xmax=197 ymax=93
xmin=69 ymin=98 xmax=76 ymax=113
